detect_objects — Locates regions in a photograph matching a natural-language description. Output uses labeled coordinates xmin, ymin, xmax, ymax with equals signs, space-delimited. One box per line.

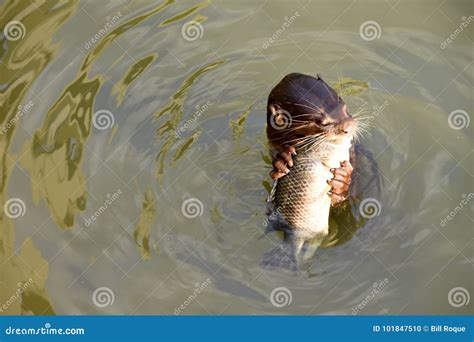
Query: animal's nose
xmin=342 ymin=118 xmax=357 ymax=134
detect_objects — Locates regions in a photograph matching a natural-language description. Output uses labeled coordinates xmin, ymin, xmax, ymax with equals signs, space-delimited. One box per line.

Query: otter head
xmin=267 ymin=73 xmax=357 ymax=148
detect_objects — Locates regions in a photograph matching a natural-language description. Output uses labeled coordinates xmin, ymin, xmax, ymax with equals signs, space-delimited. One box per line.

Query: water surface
xmin=0 ymin=0 xmax=472 ymax=315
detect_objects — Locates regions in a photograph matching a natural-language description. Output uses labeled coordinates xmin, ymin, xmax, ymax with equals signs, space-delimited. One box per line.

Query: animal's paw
xmin=327 ymin=160 xmax=353 ymax=205
xmin=270 ymin=145 xmax=296 ymax=180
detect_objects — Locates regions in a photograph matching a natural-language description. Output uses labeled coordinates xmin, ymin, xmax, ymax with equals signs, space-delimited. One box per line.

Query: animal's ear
xmin=268 ymin=103 xmax=282 ymax=115
xmin=268 ymin=104 xmax=288 ymax=127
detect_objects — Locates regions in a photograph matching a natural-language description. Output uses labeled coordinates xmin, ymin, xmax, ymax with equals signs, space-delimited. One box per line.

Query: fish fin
xmin=260 ymin=244 xmax=299 ymax=272
xmin=300 ymin=237 xmax=323 ymax=261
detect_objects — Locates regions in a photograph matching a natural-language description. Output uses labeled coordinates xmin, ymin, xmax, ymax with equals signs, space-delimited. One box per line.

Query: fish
xmin=262 ymin=140 xmax=352 ymax=271
xmin=262 ymin=72 xmax=368 ymax=272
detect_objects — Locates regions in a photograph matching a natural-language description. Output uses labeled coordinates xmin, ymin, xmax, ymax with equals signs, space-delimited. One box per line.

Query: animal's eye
xmin=315 ymin=116 xmax=330 ymax=126
xmin=319 ymin=120 xmax=334 ymax=127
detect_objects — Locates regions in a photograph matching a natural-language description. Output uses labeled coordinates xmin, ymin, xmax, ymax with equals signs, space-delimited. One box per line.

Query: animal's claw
xmin=270 ymin=145 xmax=296 ymax=180
xmin=327 ymin=160 xmax=353 ymax=205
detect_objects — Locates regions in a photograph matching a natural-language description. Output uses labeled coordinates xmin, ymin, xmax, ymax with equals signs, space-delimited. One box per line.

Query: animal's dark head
xmin=266 ymin=73 xmax=357 ymax=147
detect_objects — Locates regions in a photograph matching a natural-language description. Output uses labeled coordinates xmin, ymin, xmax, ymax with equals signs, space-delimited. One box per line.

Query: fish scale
xmin=271 ymin=149 xmax=334 ymax=238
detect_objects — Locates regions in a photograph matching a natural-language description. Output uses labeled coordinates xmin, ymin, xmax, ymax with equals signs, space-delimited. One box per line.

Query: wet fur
xmin=262 ymin=73 xmax=364 ymax=271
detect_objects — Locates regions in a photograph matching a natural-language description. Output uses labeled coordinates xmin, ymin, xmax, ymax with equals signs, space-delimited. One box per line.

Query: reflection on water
xmin=0 ymin=0 xmax=80 ymax=315
xmin=154 ymin=59 xmax=226 ymax=180
xmin=133 ymin=189 xmax=156 ymax=260
xmin=1 ymin=0 xmax=472 ymax=315
xmin=112 ymin=55 xmax=157 ymax=106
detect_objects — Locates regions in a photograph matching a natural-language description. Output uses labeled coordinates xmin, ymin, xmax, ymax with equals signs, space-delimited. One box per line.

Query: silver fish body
xmin=270 ymin=149 xmax=333 ymax=239
xmin=269 ymin=141 xmax=351 ymax=238
xmin=263 ymin=142 xmax=352 ymax=271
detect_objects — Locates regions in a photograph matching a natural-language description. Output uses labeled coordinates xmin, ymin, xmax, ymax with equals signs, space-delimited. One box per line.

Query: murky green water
xmin=1 ymin=0 xmax=472 ymax=315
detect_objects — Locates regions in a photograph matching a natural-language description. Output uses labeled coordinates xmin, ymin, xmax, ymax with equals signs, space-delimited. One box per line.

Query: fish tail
xmin=260 ymin=244 xmax=299 ymax=272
